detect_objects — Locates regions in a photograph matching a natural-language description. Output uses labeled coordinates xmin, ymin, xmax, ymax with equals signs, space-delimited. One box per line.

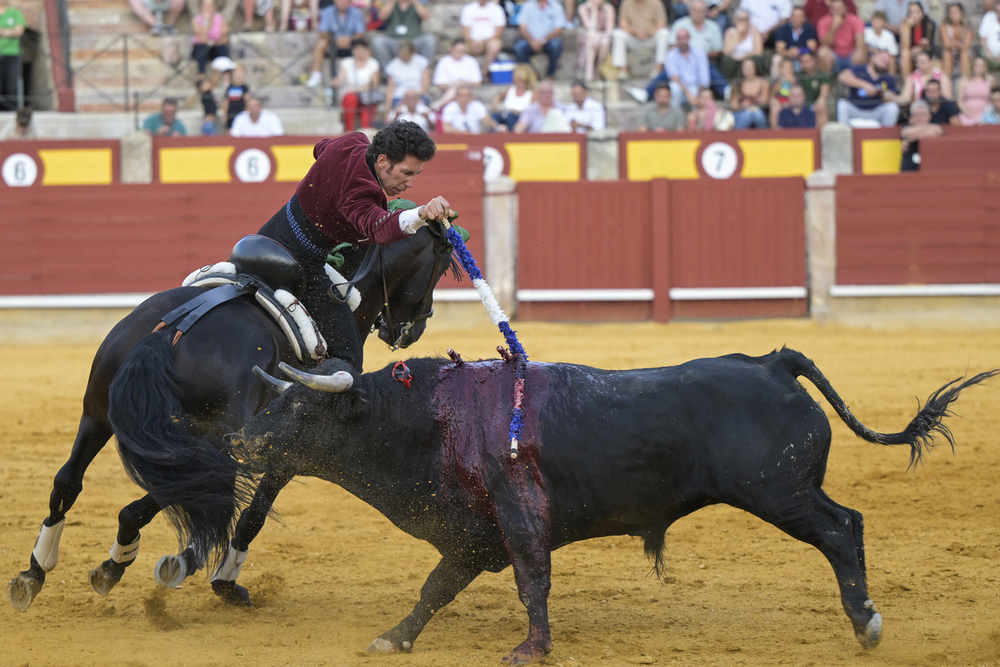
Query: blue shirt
xmin=664 ymin=45 xmax=710 ymax=91
xmin=773 ymin=22 xmax=817 ymax=51
xmin=518 ymin=0 xmax=567 ymax=42
xmin=778 ymin=106 xmax=816 ymax=128
xmin=318 ymin=4 xmax=365 ymax=38
xmin=983 ymin=107 xmax=1000 ymax=124
xmin=845 ymin=64 xmax=896 ymax=110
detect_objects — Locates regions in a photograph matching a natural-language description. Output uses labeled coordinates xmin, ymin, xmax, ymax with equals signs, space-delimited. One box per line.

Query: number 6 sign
xmin=2 ymin=153 xmax=39 ymax=187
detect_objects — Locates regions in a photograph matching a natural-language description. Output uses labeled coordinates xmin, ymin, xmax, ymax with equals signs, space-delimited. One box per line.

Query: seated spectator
xmin=242 ymin=0 xmax=275 ymax=31
xmin=740 ymin=0 xmax=791 ymax=47
xmin=513 ymin=80 xmax=570 ymax=132
xmin=461 ymin=0 xmax=506 ymax=77
xmin=128 ymin=0 xmax=184 ymax=35
xmin=222 ymin=64 xmax=249 ymax=130
xmin=305 ymin=0 xmax=366 ymax=88
xmin=687 ymin=87 xmax=731 ymax=129
xmin=771 ymin=6 xmax=818 ymax=76
xmin=671 ymin=1 xmax=727 ymax=98
xmin=143 ymin=98 xmax=186 ymax=136
xmin=836 ymin=50 xmax=899 ymax=127
xmin=0 ymin=0 xmax=24 ymax=112
xmin=796 ymin=49 xmax=830 ymax=125
xmin=769 ymin=56 xmax=796 ymax=126
xmin=644 ymin=28 xmax=710 ymax=107
xmin=873 ymin=0 xmax=922 ymax=37
xmin=432 ymin=39 xmax=483 ymax=110
xmin=922 ymin=78 xmax=959 ymax=125
xmin=577 ymin=0 xmax=615 ymax=82
xmin=979 ymin=3 xmax=1000 ymax=69
xmin=638 ymin=82 xmax=687 ymax=130
xmin=777 ymin=83 xmax=816 ymax=127
xmin=720 ymin=10 xmax=764 ymax=79
xmin=441 ymin=85 xmax=502 ymax=132
xmin=732 ymin=57 xmax=768 ymax=127
xmin=958 ymin=56 xmax=996 ymax=125
xmin=981 ymin=87 xmax=1000 ymax=124
xmin=334 ymin=37 xmax=381 ymax=131
xmin=900 ymin=99 xmax=940 ymax=170
xmin=941 ymin=3 xmax=973 ymax=78
xmin=191 ymin=0 xmax=230 ymax=85
xmin=387 ymin=88 xmax=435 ymax=130
xmin=372 ymin=0 xmax=435 ymax=69
xmin=279 ymin=0 xmax=317 ymax=31
xmin=899 ymin=1 xmax=936 ymax=77
xmin=611 ymin=0 xmax=670 ymax=79
xmin=490 ymin=63 xmax=537 ymax=130
xmin=803 ymin=0 xmax=856 ymax=31
xmin=513 ymin=0 xmax=567 ymax=80
xmin=0 ymin=107 xmax=36 ymax=139
xmin=230 ymin=96 xmax=284 ymax=136
xmin=896 ymin=50 xmax=951 ymax=105
xmin=384 ymin=39 xmax=430 ymax=110
xmin=864 ymin=11 xmax=898 ymax=72
xmin=816 ymin=0 xmax=864 ymax=74
xmin=565 ymin=80 xmax=606 ymax=132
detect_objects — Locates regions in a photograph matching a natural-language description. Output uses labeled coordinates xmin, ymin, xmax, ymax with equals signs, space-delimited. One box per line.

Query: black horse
xmin=7 ymin=221 xmax=461 ymax=611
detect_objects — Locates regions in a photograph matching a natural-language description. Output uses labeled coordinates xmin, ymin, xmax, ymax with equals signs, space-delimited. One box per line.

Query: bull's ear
xmin=279 ymin=362 xmax=355 ymax=393
xmin=253 ymin=365 xmax=294 ymax=394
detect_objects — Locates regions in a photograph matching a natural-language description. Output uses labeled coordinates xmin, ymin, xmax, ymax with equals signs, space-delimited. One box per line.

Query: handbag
xmin=358 ymin=88 xmax=386 ymax=106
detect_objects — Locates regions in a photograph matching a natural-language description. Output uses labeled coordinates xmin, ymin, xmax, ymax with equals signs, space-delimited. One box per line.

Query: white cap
xmin=211 ymin=56 xmax=238 ymax=72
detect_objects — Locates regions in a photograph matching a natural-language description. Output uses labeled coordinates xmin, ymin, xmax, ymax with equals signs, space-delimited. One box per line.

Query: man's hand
xmin=419 ymin=196 xmax=453 ymax=223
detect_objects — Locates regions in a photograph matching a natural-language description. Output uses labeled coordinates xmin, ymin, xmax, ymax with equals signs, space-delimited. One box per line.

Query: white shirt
xmin=460 ymin=0 xmax=506 ymax=42
xmin=433 ymin=54 xmax=483 ymax=86
xmin=740 ymin=0 xmax=791 ymax=35
xmin=388 ymin=101 xmax=435 ymax=131
xmin=229 ymin=109 xmax=285 ymax=137
xmin=979 ymin=11 xmax=1000 ymax=58
xmin=564 ymin=97 xmax=605 ymax=133
xmin=864 ymin=26 xmax=898 ymax=56
xmin=441 ymin=99 xmax=490 ymax=132
xmin=385 ymin=54 xmax=430 ymax=94
xmin=338 ymin=56 xmax=380 ymax=92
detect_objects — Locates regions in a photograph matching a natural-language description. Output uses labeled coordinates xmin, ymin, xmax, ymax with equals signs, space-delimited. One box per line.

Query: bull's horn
xmin=279 ymin=362 xmax=355 ymax=393
xmin=252 ymin=365 xmax=294 ymax=394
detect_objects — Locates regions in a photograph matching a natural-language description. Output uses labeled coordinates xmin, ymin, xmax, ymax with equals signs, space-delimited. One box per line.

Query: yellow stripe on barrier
xmin=506 ymin=142 xmax=580 ymax=181
xmin=625 ymin=140 xmax=700 ymax=180
xmin=159 ymin=146 xmax=234 ymax=183
xmin=435 ymin=143 xmax=470 ymax=150
xmin=272 ymin=145 xmax=316 ymax=182
xmin=737 ymin=139 xmax=815 ymax=178
xmin=38 ymin=149 xmax=113 ymax=185
xmin=861 ymin=139 xmax=902 ymax=175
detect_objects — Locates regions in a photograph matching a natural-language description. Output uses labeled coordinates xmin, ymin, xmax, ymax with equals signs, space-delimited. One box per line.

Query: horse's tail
xmin=778 ymin=348 xmax=997 ymax=468
xmin=107 ymin=330 xmax=254 ymax=565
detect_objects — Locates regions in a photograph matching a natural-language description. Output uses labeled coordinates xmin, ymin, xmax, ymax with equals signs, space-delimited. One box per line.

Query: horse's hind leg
xmin=89 ymin=494 xmax=162 ymax=596
xmin=8 ymin=415 xmax=113 ymax=611
xmin=741 ymin=489 xmax=881 ymax=649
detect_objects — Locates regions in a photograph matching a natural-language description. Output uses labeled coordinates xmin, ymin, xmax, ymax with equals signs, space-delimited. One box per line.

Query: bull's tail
xmin=107 ymin=330 xmax=254 ymax=566
xmin=780 ymin=348 xmax=997 ymax=467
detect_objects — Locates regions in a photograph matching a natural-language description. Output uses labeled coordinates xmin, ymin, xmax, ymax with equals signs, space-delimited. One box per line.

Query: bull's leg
xmin=368 ymin=557 xmax=482 ymax=654
xmin=503 ymin=543 xmax=554 ymax=665
xmin=743 ymin=490 xmax=881 ymax=649
xmin=90 ymin=494 xmax=162 ymax=595
xmin=209 ymin=472 xmax=293 ymax=606
xmin=8 ymin=415 xmax=113 ymax=611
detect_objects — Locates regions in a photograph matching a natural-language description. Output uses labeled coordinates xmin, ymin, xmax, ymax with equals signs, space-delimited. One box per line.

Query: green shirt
xmin=796 ymin=71 xmax=832 ymax=105
xmin=0 ymin=6 xmax=25 ymax=57
xmin=142 ymin=112 xmax=187 ymax=136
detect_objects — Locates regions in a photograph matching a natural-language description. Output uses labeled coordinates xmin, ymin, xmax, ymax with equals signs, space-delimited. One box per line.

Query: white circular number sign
xmin=2 ymin=153 xmax=39 ymax=187
xmin=700 ymin=142 xmax=738 ymax=180
xmin=482 ymin=146 xmax=504 ymax=181
xmin=234 ymin=148 xmax=272 ymax=183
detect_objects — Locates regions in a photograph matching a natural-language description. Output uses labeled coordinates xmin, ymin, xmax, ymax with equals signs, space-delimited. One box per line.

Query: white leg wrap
xmin=32 ymin=519 xmax=66 ymax=572
xmin=211 ymin=546 xmax=248 ymax=583
xmin=109 ymin=536 xmax=141 ymax=564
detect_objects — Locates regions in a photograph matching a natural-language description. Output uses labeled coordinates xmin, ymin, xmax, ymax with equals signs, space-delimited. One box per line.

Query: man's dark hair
xmin=16 ymin=107 xmax=32 ymax=127
xmin=654 ymin=81 xmax=672 ymax=93
xmin=351 ymin=36 xmax=370 ymax=50
xmin=367 ymin=120 xmax=436 ymax=166
xmin=163 ymin=97 xmax=179 ymax=107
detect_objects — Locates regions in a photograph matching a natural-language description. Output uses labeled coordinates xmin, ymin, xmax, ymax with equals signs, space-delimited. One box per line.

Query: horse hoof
xmin=856 ymin=611 xmax=882 ymax=649
xmin=88 ymin=560 xmax=124 ymax=596
xmin=7 ymin=572 xmax=43 ymax=611
xmin=154 ymin=554 xmax=188 ymax=589
xmin=211 ymin=580 xmax=251 ymax=607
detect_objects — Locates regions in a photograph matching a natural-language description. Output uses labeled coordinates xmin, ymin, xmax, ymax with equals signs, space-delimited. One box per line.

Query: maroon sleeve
xmin=339 ymin=174 xmax=408 ymax=245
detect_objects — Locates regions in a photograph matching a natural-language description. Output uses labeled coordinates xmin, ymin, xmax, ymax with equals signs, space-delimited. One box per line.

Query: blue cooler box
xmin=489 ymin=60 xmax=515 ymax=84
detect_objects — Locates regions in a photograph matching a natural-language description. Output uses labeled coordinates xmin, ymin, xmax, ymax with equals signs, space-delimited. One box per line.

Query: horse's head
xmin=376 ymin=220 xmax=463 ymax=350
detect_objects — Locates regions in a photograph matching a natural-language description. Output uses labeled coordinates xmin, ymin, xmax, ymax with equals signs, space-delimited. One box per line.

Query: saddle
xmin=157 ymin=235 xmax=360 ymax=362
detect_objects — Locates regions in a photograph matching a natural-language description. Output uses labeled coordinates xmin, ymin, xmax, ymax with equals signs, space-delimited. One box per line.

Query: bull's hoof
xmin=88 ymin=559 xmax=126 ymax=596
xmin=367 ymin=637 xmax=413 ymax=654
xmin=856 ymin=611 xmax=883 ymax=649
xmin=154 ymin=554 xmax=188 ymax=589
xmin=211 ymin=580 xmax=252 ymax=607
xmin=7 ymin=571 xmax=43 ymax=612
xmin=502 ymin=638 xmax=552 ymax=665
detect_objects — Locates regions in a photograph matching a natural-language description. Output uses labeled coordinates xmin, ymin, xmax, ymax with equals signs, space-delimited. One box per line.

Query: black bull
xmin=120 ymin=348 xmax=994 ymax=664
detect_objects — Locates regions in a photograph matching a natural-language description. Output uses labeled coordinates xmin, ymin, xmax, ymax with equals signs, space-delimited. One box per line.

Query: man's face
xmin=800 ymin=52 xmax=816 ymax=73
xmin=911 ymin=105 xmax=931 ymax=125
xmin=537 ymin=83 xmax=554 ymax=104
xmin=162 ymin=103 xmax=177 ymax=124
xmin=403 ymin=90 xmax=419 ymax=110
xmin=924 ymin=82 xmax=942 ymax=104
xmin=451 ymin=42 xmax=467 ymax=59
xmin=248 ymin=98 xmax=262 ymax=121
xmin=790 ymin=7 xmax=805 ymax=27
xmin=689 ymin=1 xmax=706 ymax=22
xmin=676 ymin=29 xmax=690 ymax=50
xmin=830 ymin=0 xmax=846 ymax=17
xmin=871 ymin=16 xmax=884 ymax=31
xmin=871 ymin=51 xmax=889 ymax=72
xmin=571 ymin=84 xmax=587 ymax=104
xmin=335 ymin=0 xmax=350 ymax=10
xmin=456 ymin=87 xmax=472 ymax=107
xmin=654 ymin=86 xmax=671 ymax=106
xmin=377 ymin=154 xmax=423 ymax=196
xmin=790 ymin=86 xmax=805 ymax=108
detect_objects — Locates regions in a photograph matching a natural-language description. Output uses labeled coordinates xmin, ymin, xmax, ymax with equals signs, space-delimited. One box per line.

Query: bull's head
xmin=252 ymin=363 xmax=354 ymax=394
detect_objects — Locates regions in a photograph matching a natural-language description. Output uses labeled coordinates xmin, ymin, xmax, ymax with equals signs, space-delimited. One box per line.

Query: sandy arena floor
xmin=1 ymin=318 xmax=998 ymax=667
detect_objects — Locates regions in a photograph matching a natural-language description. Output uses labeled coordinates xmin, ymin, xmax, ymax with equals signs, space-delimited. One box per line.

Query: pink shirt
xmin=817 ymin=13 xmax=864 ymax=57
